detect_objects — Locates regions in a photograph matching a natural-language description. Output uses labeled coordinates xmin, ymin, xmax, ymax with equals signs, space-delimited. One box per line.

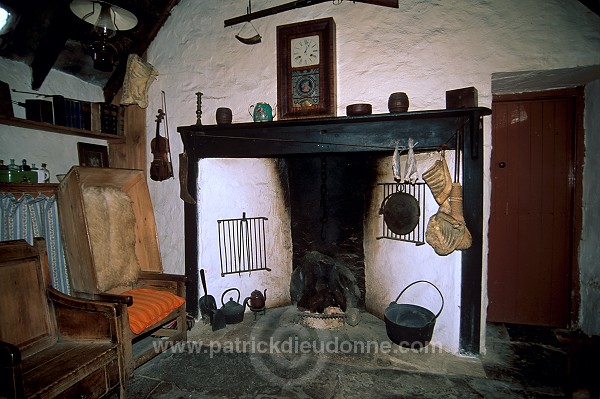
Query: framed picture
xmin=77 ymin=142 xmax=109 ymax=167
xmin=276 ymin=18 xmax=336 ymax=120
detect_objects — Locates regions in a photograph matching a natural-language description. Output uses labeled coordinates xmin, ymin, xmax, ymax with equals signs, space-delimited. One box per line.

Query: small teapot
xmin=249 ymin=102 xmax=276 ymax=122
xmin=246 ymin=289 xmax=267 ymax=310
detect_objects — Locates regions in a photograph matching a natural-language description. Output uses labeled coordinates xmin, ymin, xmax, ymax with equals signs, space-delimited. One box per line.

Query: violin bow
xmin=161 ymin=90 xmax=174 ymax=178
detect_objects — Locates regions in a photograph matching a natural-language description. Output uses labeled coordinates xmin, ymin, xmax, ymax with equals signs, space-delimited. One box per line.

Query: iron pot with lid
xmin=220 ymin=288 xmax=247 ymax=324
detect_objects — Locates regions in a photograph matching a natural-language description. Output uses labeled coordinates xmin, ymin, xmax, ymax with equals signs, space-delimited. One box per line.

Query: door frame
xmin=490 ymin=87 xmax=585 ymax=327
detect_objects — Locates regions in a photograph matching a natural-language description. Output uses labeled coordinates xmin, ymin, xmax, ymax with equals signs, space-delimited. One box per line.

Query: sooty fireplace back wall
xmin=287 ymin=154 xmax=379 ymax=310
xmin=178 ymin=107 xmax=491 ymax=354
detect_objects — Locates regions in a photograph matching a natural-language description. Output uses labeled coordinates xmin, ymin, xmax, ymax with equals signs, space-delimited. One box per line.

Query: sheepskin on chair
xmin=82 ymin=186 xmax=140 ymax=292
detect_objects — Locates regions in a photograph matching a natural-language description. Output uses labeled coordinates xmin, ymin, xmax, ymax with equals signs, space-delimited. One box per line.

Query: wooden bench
xmin=0 ymin=239 xmax=123 ymax=399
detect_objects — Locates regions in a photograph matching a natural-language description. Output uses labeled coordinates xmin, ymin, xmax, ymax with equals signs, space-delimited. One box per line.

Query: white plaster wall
xmin=0 ymin=58 xmax=106 ymax=181
xmin=197 ymin=158 xmax=292 ymax=309
xmin=365 ymin=151 xmax=462 ymax=352
xmin=145 ymin=0 xmax=600 ymax=353
xmin=580 ymin=80 xmax=600 ymax=335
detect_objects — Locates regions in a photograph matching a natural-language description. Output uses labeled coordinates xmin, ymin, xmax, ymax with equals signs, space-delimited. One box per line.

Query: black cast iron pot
xmin=384 ymin=280 xmax=444 ymax=348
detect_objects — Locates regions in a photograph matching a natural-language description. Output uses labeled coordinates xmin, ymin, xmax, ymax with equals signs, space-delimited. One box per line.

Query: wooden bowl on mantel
xmin=346 ymin=103 xmax=372 ymax=116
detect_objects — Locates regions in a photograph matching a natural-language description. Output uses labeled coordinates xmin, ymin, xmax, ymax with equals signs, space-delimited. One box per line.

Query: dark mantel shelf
xmin=178 ymin=106 xmax=492 ymax=356
xmin=178 ymin=107 xmax=491 ymax=158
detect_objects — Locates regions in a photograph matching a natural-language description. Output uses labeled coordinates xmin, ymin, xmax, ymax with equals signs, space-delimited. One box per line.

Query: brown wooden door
xmin=488 ymin=90 xmax=580 ymax=327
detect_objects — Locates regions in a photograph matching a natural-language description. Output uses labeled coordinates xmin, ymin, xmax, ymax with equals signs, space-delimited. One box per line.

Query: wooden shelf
xmin=0 ymin=182 xmax=59 ymax=199
xmin=0 ymin=116 xmax=125 ymax=143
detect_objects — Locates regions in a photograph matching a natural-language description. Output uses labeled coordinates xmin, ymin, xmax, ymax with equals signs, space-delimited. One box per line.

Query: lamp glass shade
xmin=94 ymin=3 xmax=117 ymax=37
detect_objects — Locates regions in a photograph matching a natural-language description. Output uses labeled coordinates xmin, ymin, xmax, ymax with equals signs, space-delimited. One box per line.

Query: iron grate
xmin=376 ymin=182 xmax=427 ymax=245
xmin=217 ymin=212 xmax=271 ymax=276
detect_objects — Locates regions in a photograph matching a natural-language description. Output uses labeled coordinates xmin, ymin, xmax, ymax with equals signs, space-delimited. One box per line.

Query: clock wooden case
xmin=277 ymin=18 xmax=336 ymax=120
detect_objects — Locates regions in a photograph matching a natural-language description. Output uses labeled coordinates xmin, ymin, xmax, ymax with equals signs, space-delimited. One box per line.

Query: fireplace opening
xmin=287 ymin=153 xmax=380 ymax=317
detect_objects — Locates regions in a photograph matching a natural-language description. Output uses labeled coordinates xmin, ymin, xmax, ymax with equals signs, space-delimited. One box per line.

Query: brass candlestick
xmin=195 ymin=91 xmax=203 ymax=125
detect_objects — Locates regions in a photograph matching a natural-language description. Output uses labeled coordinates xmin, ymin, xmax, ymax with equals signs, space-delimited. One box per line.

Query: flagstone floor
xmin=125 ymin=306 xmax=586 ymax=398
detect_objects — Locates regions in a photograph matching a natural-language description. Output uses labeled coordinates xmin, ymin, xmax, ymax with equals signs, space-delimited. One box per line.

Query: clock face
xmin=291 ymin=35 xmax=320 ymax=68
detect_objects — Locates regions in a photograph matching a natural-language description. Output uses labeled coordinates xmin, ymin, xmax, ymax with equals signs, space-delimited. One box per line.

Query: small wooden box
xmin=446 ymin=86 xmax=478 ymax=109
xmin=57 ymin=166 xmax=162 ymax=295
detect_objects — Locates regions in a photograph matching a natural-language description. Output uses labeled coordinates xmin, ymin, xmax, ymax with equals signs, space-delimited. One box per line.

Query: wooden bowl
xmin=346 ymin=103 xmax=372 ymax=116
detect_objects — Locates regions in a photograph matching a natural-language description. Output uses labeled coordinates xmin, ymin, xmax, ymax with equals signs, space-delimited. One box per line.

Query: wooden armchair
xmin=0 ymin=238 xmax=122 ymax=399
xmin=56 ymin=167 xmax=187 ymax=379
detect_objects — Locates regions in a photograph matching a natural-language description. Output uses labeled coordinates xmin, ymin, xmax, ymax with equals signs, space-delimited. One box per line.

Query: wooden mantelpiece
xmin=178 ymin=107 xmax=491 ymax=355
xmin=178 ymin=108 xmax=490 ymax=158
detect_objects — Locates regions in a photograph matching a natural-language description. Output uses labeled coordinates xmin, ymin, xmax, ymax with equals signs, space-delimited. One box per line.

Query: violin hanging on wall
xmin=150 ymin=108 xmax=173 ymax=181
xmin=150 ymin=91 xmax=174 ymax=182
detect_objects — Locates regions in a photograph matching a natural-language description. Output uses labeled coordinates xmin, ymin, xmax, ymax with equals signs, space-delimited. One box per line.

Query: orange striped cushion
xmin=122 ymin=288 xmax=185 ymax=335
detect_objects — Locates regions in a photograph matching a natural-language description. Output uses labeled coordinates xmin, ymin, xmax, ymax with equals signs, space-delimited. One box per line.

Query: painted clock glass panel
xmin=292 ymin=69 xmax=320 ymax=107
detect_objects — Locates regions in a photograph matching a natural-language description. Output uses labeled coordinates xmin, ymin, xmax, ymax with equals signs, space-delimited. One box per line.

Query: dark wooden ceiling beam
xmin=224 ymin=0 xmax=398 ymax=27
xmin=30 ymin=4 xmax=73 ymax=90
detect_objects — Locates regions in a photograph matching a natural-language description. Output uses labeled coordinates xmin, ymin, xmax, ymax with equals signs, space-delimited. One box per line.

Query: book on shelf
xmin=25 ymin=100 xmax=53 ymax=123
xmin=9 ymin=91 xmax=125 ymax=136
xmin=52 ymin=95 xmax=68 ymax=126
xmin=81 ymin=101 xmax=92 ymax=131
xmin=70 ymin=99 xmax=82 ymax=129
xmin=100 ymin=103 xmax=121 ymax=135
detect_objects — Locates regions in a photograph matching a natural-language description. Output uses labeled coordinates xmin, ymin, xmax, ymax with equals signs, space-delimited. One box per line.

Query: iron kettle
xmin=246 ymin=289 xmax=267 ymax=310
xmin=220 ymin=288 xmax=247 ymax=324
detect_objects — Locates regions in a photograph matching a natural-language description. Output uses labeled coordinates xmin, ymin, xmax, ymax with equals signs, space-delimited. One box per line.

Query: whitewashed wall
xmin=143 ymin=0 xmax=600 ymax=354
xmin=0 ymin=58 xmax=106 ymax=181
xmin=365 ymin=151 xmax=462 ymax=352
xmin=197 ymin=158 xmax=292 ymax=309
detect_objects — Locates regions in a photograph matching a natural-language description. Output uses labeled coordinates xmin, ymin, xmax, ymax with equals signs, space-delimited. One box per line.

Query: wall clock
xmin=276 ymin=18 xmax=336 ymax=120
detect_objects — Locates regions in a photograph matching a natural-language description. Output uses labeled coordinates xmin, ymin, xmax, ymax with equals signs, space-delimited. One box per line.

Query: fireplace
xmin=286 ymin=154 xmax=378 ymax=316
xmin=179 ymin=108 xmax=490 ymax=354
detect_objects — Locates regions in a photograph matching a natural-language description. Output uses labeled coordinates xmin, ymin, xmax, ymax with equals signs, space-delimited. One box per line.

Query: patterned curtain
xmin=0 ymin=193 xmax=70 ymax=294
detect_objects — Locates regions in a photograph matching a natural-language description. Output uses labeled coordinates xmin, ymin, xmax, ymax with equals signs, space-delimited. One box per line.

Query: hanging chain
xmin=319 ymin=155 xmax=328 ymax=240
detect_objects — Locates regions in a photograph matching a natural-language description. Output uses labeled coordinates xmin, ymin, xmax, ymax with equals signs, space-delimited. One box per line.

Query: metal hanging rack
xmin=217 ymin=212 xmax=271 ymax=276
xmin=376 ymin=182 xmax=427 ymax=245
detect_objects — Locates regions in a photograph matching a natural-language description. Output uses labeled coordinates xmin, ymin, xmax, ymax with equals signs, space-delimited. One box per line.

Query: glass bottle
xmin=21 ymin=159 xmax=31 ymax=171
xmin=8 ymin=159 xmax=19 ymax=171
xmin=31 ymin=163 xmax=38 ymax=170
xmin=0 ymin=160 xmax=7 ymax=170
xmin=39 ymin=163 xmax=50 ymax=183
